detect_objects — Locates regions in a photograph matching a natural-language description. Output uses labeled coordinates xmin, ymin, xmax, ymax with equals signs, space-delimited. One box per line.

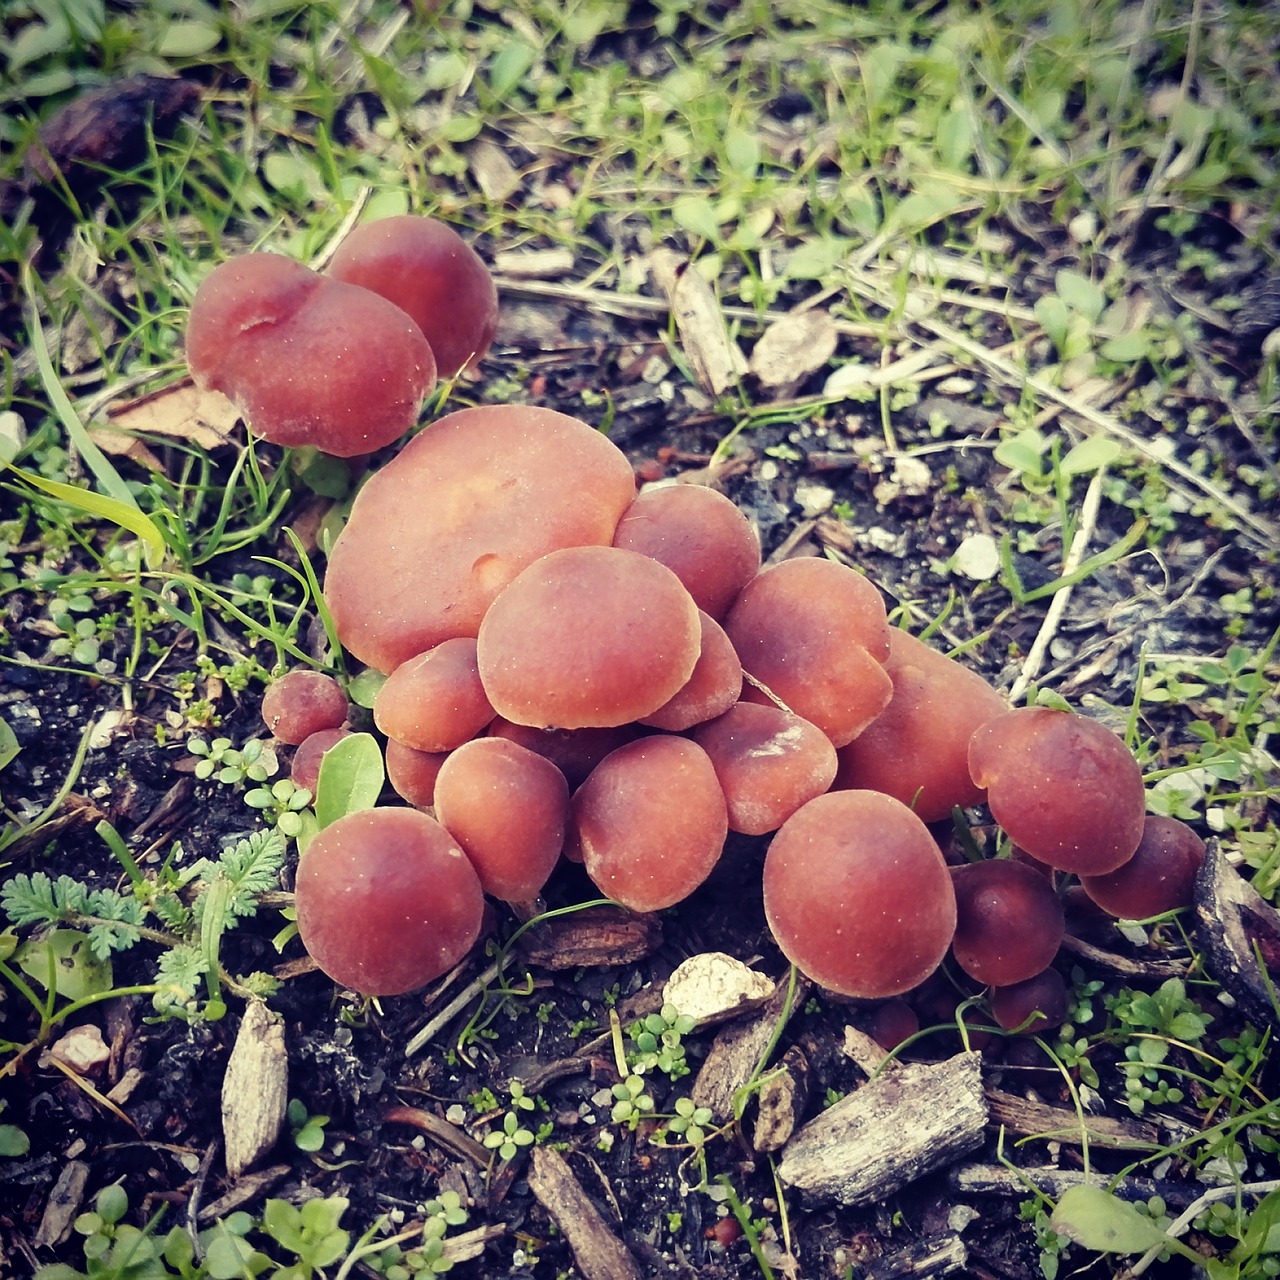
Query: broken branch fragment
xmin=777 ymin=1052 xmax=987 ymax=1207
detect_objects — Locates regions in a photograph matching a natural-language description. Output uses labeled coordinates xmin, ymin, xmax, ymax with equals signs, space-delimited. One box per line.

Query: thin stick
xmin=404 ymin=960 xmax=500 ymax=1058
xmin=1008 ymin=468 xmax=1107 ymax=704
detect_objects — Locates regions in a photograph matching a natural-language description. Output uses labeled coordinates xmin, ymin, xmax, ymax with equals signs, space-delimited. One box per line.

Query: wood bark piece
xmin=527 ymin=1147 xmax=644 ymax=1280
xmin=220 ymin=1001 xmax=287 ymax=1179
xmin=752 ymin=1046 xmax=809 ymax=1153
xmin=1195 ymin=842 xmax=1280 ymax=1026
xmin=383 ymin=1104 xmax=490 ymax=1168
xmin=984 ymin=1089 xmax=1161 ymax=1149
xmin=862 ymin=1233 xmax=968 ymax=1280
xmin=777 ymin=1052 xmax=987 ymax=1207
xmin=34 ymin=1159 xmax=90 ymax=1248
xmin=517 ymin=905 xmax=662 ymax=970
xmin=692 ymin=976 xmax=807 ymax=1120
xmin=948 ymin=1162 xmax=1202 ymax=1209
xmin=649 ymin=249 xmax=747 ymax=396
xmin=197 ymin=1164 xmax=291 ymax=1224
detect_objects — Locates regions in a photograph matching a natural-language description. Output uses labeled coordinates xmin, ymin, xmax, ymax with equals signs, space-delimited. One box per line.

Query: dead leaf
xmin=468 ymin=139 xmax=521 ymax=203
xmin=749 ymin=310 xmax=838 ymax=387
xmin=91 ymin=383 xmax=239 ymax=472
xmin=649 ymin=249 xmax=746 ymax=396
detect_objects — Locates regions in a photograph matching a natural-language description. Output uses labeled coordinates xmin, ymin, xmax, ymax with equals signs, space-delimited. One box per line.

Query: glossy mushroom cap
xmin=324 ymin=405 xmax=638 ymax=673
xmin=949 ymin=859 xmax=1066 ymax=987
xmin=327 ymin=215 xmax=499 ymax=379
xmin=1080 ymin=815 xmax=1206 ymax=919
xmin=833 ymin=629 xmax=1007 ymax=822
xmin=294 ymin=808 xmax=483 ymax=995
xmin=968 ymin=707 xmax=1146 ymax=875
xmin=187 ymin=253 xmax=435 ymax=456
xmin=724 ymin=557 xmax=892 ymax=747
xmin=763 ymin=790 xmax=957 ymax=998
xmin=477 ymin=546 xmax=701 ymax=730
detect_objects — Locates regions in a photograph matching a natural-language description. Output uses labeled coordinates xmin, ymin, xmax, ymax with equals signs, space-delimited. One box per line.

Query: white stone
xmin=953 ymin=533 xmax=1000 ymax=581
xmin=664 ymin=952 xmax=776 ymax=1025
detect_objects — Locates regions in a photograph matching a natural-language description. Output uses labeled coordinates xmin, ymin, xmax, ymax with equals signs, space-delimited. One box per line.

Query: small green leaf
xmin=313 ymin=733 xmax=385 ymax=828
xmin=155 ymin=20 xmax=221 ymax=57
xmin=488 ymin=41 xmax=536 ymax=99
xmin=0 ymin=717 xmax=18 ymax=771
xmin=723 ymin=129 xmax=759 ymax=176
xmin=16 ymin=930 xmax=114 ymax=1001
xmin=346 ymin=669 xmax=386 ymax=709
xmin=1050 ymin=1185 xmax=1170 ymax=1254
xmin=1055 ymin=270 xmax=1106 ymax=323
xmin=672 ymin=195 xmax=722 ymax=243
xmin=1060 ymin=435 xmax=1123 ymax=476
xmin=0 ymin=1124 xmax=29 ymax=1156
xmin=1099 ymin=331 xmax=1150 ymax=362
xmin=994 ymin=427 xmax=1048 ymax=477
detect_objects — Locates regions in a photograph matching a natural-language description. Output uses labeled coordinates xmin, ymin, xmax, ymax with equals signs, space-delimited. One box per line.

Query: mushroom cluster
xmin=195 ymin=216 xmax=1203 ymax=1010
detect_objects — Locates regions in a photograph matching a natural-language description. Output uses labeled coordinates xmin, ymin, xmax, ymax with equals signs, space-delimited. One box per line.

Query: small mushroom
xmin=186 ymin=253 xmax=436 ymax=456
xmin=477 ymin=546 xmax=701 ymax=730
xmin=260 ymin=670 xmax=348 ymax=745
xmin=294 ymin=808 xmax=484 ymax=996
xmin=968 ymin=707 xmax=1145 ymax=875
xmin=373 ymin=638 xmax=495 ymax=752
xmin=724 ymin=557 xmax=892 ymax=747
xmin=327 ymin=214 xmax=499 ymax=379
xmin=573 ymin=736 xmax=728 ymax=911
xmin=763 ymin=790 xmax=957 ymax=998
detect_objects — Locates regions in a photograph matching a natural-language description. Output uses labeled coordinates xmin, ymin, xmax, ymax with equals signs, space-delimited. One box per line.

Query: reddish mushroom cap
xmin=833 ymin=629 xmax=1007 ymax=822
xmin=294 ymin=808 xmax=483 ymax=995
xmin=573 ymin=736 xmax=728 ymax=911
xmin=949 ymin=859 xmax=1066 ymax=987
xmin=434 ymin=737 xmax=569 ymax=903
xmin=1080 ymin=815 xmax=1206 ymax=919
xmin=692 ymin=700 xmax=837 ymax=836
xmin=384 ymin=739 xmax=449 ymax=809
xmin=724 ymin=557 xmax=892 ymax=747
xmin=374 ymin=638 xmax=494 ymax=753
xmin=261 ymin=670 xmax=348 ymax=745
xmin=763 ymin=790 xmax=957 ymax=998
xmin=327 ymin=215 xmax=499 ymax=379
xmin=186 ymin=253 xmax=436 ymax=456
xmin=477 ymin=545 xmax=701 ymax=730
xmin=324 ymin=404 xmax=638 ymax=673
xmin=638 ymin=610 xmax=743 ymax=732
xmin=612 ymin=484 xmax=761 ymax=620
xmin=968 ymin=707 xmax=1146 ymax=875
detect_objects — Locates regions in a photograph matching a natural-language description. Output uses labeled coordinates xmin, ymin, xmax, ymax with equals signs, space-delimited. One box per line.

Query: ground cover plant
xmin=1 ymin=1 xmax=1279 ymax=1277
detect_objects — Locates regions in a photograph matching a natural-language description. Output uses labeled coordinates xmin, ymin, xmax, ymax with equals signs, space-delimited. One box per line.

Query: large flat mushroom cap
xmin=324 ymin=405 xmax=638 ymax=673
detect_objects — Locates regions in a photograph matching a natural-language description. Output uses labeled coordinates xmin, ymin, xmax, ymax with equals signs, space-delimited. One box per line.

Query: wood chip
xmin=220 ymin=1001 xmax=287 ymax=1179
xmin=516 ymin=905 xmax=662 ymax=969
xmin=197 ymin=1163 xmax=291 ymax=1224
xmin=777 ymin=1052 xmax=987 ymax=1207
xmin=752 ymin=1046 xmax=809 ymax=1154
xmin=948 ymin=1162 xmax=1202 ymax=1209
xmin=383 ymin=1104 xmax=489 ymax=1168
xmin=748 ymin=310 xmax=838 ymax=387
xmin=862 ymin=1233 xmax=968 ymax=1280
xmin=649 ymin=248 xmax=746 ymax=396
xmin=663 ymin=952 xmax=775 ymax=1026
xmin=493 ymin=247 xmax=576 ymax=280
xmin=984 ymin=1089 xmax=1161 ymax=1149
xmin=692 ymin=976 xmax=807 ymax=1120
xmin=527 ymin=1147 xmax=644 ymax=1280
xmin=34 ymin=1159 xmax=90 ymax=1248
xmin=1195 ymin=842 xmax=1280 ymax=1026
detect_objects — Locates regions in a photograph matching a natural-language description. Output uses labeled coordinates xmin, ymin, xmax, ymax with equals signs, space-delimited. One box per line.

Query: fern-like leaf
xmin=194 ymin=830 xmax=285 ymax=930
xmin=1 ymin=873 xmax=88 ymax=926
xmin=154 ymin=944 xmax=204 ymax=1004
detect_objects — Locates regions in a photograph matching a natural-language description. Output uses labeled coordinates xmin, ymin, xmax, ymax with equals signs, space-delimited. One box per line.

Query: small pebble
xmin=953 ymin=533 xmax=1000 ymax=581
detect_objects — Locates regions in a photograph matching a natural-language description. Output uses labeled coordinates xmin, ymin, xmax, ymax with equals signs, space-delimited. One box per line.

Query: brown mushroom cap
xmin=384 ymin=739 xmax=449 ymax=809
xmin=949 ymin=859 xmax=1066 ymax=987
xmin=294 ymin=807 xmax=483 ymax=995
xmin=324 ymin=405 xmax=638 ymax=673
xmin=291 ymin=727 xmax=351 ymax=793
xmin=990 ymin=968 xmax=1068 ymax=1034
xmin=612 ymin=484 xmax=761 ymax=619
xmin=763 ymin=790 xmax=957 ymax=998
xmin=327 ymin=214 xmax=499 ymax=379
xmin=833 ymin=629 xmax=1008 ymax=822
xmin=186 ymin=253 xmax=436 ymax=456
xmin=692 ymin=701 xmax=837 ymax=836
xmin=724 ymin=557 xmax=893 ymax=747
xmin=1080 ymin=815 xmax=1206 ymax=919
xmin=373 ymin=638 xmax=494 ymax=753
xmin=968 ymin=707 xmax=1146 ymax=875
xmin=261 ymin=669 xmax=348 ymax=745
xmin=434 ymin=737 xmax=569 ymax=903
xmin=638 ymin=611 xmax=743 ymax=732
xmin=477 ymin=545 xmax=701 ymax=730
xmin=573 ymin=736 xmax=728 ymax=911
